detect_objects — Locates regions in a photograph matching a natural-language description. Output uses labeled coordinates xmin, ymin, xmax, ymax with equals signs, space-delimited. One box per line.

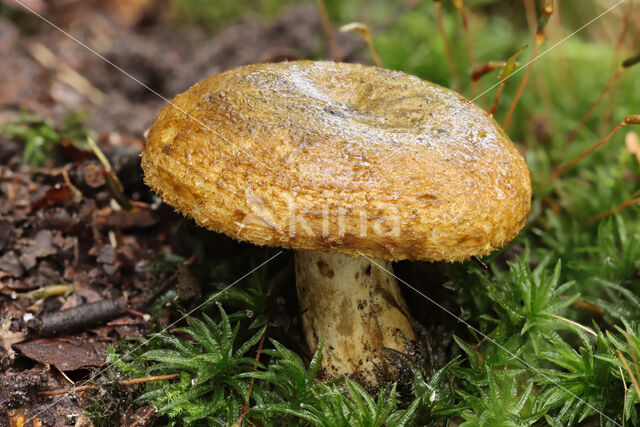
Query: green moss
xmin=99 ymin=1 xmax=640 ymax=425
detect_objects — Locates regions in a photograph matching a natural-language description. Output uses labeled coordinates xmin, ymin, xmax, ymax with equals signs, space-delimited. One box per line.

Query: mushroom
xmin=141 ymin=61 xmax=531 ymax=387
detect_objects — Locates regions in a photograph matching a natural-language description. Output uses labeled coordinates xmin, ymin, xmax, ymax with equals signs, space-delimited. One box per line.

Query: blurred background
xmin=1 ymin=0 xmax=638 ymax=144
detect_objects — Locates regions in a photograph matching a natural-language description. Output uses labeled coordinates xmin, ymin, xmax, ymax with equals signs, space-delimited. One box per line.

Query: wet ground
xmin=0 ymin=2 xmax=330 ymax=424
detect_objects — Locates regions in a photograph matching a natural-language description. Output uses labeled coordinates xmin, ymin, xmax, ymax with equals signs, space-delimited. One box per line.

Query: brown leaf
xmin=15 ymin=335 xmax=108 ymax=371
xmin=30 ymin=184 xmax=72 ymax=211
xmin=94 ymin=206 xmax=157 ymax=230
xmin=0 ymin=251 xmax=24 ymax=277
xmin=18 ymin=230 xmax=58 ymax=270
xmin=0 ymin=316 xmax=26 ymax=362
xmin=59 ymin=139 xmax=93 ymax=163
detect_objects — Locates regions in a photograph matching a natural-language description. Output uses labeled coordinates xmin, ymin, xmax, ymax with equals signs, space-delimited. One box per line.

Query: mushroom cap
xmin=142 ymin=61 xmax=531 ymax=262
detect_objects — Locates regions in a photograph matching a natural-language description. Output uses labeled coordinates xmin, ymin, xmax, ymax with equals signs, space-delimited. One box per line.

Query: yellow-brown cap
xmin=142 ymin=61 xmax=531 ymax=262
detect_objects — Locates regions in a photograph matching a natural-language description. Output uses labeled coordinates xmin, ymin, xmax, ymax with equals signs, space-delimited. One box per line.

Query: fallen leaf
xmin=18 ymin=229 xmax=58 ymax=270
xmin=0 ymin=316 xmax=26 ymax=362
xmin=30 ymin=184 xmax=72 ymax=211
xmin=15 ymin=335 xmax=108 ymax=371
xmin=0 ymin=251 xmax=24 ymax=277
xmin=93 ymin=206 xmax=157 ymax=229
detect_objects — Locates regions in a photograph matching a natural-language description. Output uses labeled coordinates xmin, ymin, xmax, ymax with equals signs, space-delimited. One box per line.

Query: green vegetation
xmin=169 ymin=0 xmax=300 ymax=31
xmin=1 ymin=111 xmax=95 ymax=166
xmin=75 ymin=1 xmax=640 ymax=425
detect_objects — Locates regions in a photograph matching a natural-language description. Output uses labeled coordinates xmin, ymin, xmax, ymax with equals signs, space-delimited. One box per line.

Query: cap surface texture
xmin=142 ymin=61 xmax=531 ymax=262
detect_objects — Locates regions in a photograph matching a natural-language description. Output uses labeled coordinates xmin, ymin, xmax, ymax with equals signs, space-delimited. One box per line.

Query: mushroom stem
xmin=294 ymin=250 xmax=416 ymax=386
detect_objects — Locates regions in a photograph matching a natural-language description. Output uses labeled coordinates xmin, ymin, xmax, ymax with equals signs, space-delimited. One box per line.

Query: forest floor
xmin=0 ymin=2 xmax=341 ymax=424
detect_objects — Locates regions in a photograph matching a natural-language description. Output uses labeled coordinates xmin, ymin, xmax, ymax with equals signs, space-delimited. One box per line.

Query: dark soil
xmin=0 ymin=2 xmax=342 ymax=424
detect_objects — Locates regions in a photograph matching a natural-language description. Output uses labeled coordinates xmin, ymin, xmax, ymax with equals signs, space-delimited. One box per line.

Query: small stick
xmin=502 ymin=0 xmax=553 ymax=132
xmin=434 ymin=0 xmax=460 ymax=90
xmin=86 ymin=137 xmax=132 ymax=211
xmin=551 ymin=115 xmax=640 ymax=180
xmin=55 ymin=364 xmax=75 ymax=387
xmin=451 ymin=0 xmax=477 ymax=95
xmin=621 ymin=365 xmax=629 ymax=427
xmin=550 ymin=313 xmax=596 ymax=336
xmin=339 ymin=23 xmax=382 ymax=67
xmin=489 ymin=83 xmax=507 ymax=117
xmin=611 ymin=0 xmax=634 ymax=72
xmin=566 ymin=53 xmax=640 ymax=144
xmin=39 ymin=373 xmax=180 ymax=397
xmin=470 ymin=61 xmax=510 ymax=82
xmin=235 ymin=326 xmax=269 ymax=426
xmin=584 ymin=196 xmax=640 ymax=225
xmin=315 ymin=0 xmax=341 ymax=61
xmin=634 ymin=2 xmax=640 ymax=51
xmin=470 ymin=256 xmax=489 ymax=272
xmin=624 ymin=332 xmax=640 ymax=385
xmin=451 ymin=0 xmax=475 ymax=66
xmin=618 ymin=350 xmax=640 ymax=401
xmin=61 ymin=165 xmax=83 ymax=203
xmin=523 ymin=0 xmax=537 ymax=37
xmin=600 ymin=0 xmax=634 ymax=132
xmin=34 ymin=298 xmax=126 ymax=336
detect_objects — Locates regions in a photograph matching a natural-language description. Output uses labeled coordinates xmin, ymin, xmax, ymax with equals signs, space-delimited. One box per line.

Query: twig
xmin=235 ymin=326 xmax=269 ymax=427
xmin=315 ymin=0 xmax=341 ymax=60
xmin=523 ymin=0 xmax=537 ymax=38
xmin=551 ymin=115 xmax=640 ymax=181
xmin=33 ymin=298 xmax=126 ymax=336
xmin=617 ymin=350 xmax=640 ymax=401
xmin=452 ymin=0 xmax=476 ymax=95
xmin=502 ymin=0 xmax=553 ymax=132
xmin=621 ymin=365 xmax=628 ymax=427
xmin=339 ymin=23 xmax=382 ymax=67
xmin=489 ymin=82 xmax=507 ymax=117
xmin=86 ymin=137 xmax=132 ymax=211
xmin=550 ymin=313 xmax=596 ymax=336
xmin=61 ymin=165 xmax=83 ymax=203
xmin=599 ymin=0 xmax=634 ymax=132
xmin=584 ymin=195 xmax=640 ymax=225
xmin=623 ymin=332 xmax=640 ymax=387
xmin=566 ymin=69 xmax=624 ymax=144
xmin=566 ymin=54 xmax=640 ymax=144
xmin=470 ymin=61 xmax=514 ymax=83
xmin=39 ymin=374 xmax=180 ymax=397
xmin=434 ymin=0 xmax=460 ymax=90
